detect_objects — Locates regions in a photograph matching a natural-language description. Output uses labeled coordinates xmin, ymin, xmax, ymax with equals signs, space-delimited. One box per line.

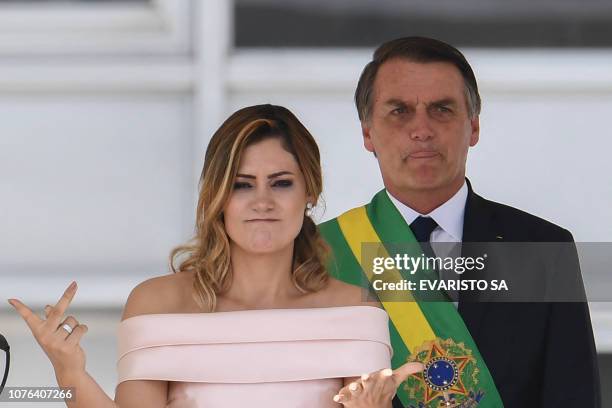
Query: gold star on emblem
xmin=409 ymin=341 xmax=471 ymax=404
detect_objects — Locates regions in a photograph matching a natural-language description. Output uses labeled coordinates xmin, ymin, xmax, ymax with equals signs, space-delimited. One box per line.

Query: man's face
xmin=363 ymin=59 xmax=479 ymax=195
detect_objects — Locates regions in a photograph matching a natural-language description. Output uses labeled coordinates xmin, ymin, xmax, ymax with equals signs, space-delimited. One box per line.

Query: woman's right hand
xmin=333 ymin=361 xmax=424 ymax=408
xmin=8 ymin=281 xmax=89 ymax=377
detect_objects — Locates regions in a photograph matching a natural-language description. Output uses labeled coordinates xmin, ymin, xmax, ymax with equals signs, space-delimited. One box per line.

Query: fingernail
xmin=349 ymin=383 xmax=357 ymax=391
xmin=69 ymin=281 xmax=77 ymax=289
xmin=7 ymin=299 xmax=15 ymax=307
xmin=333 ymin=395 xmax=341 ymax=402
xmin=361 ymin=373 xmax=369 ymax=381
xmin=382 ymin=368 xmax=393 ymax=377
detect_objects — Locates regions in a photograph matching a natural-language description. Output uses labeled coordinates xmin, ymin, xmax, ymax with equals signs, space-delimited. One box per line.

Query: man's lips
xmin=408 ymin=151 xmax=439 ymax=158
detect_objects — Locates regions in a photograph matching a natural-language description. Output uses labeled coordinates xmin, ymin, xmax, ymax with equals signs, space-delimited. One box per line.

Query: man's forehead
xmin=373 ymin=60 xmax=465 ymax=103
xmin=378 ymin=58 xmax=460 ymax=75
xmin=375 ymin=59 xmax=463 ymax=89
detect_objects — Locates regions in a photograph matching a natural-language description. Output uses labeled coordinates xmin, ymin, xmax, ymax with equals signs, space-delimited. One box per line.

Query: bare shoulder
xmin=321 ymin=277 xmax=383 ymax=309
xmin=121 ymin=271 xmax=195 ymax=322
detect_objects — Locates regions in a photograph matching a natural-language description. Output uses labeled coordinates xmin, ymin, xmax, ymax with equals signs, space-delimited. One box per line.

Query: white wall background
xmin=0 ymin=0 xmax=611 ymax=403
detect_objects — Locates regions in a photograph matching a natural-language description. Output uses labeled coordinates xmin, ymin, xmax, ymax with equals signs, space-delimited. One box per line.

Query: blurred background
xmin=0 ymin=0 xmax=611 ymax=405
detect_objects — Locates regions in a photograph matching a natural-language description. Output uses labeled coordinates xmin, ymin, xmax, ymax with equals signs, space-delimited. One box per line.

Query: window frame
xmin=0 ymin=0 xmax=191 ymax=56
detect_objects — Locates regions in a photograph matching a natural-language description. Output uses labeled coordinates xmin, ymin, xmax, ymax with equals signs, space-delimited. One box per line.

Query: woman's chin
xmin=242 ymin=237 xmax=282 ymax=254
xmin=246 ymin=244 xmax=282 ymax=255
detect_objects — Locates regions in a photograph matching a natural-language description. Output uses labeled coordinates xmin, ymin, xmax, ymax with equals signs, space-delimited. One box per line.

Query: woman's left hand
xmin=333 ymin=361 xmax=424 ymax=407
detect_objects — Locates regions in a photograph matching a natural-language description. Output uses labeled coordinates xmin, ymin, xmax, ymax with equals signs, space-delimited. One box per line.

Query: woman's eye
xmin=233 ymin=182 xmax=251 ymax=190
xmin=273 ymin=180 xmax=293 ymax=188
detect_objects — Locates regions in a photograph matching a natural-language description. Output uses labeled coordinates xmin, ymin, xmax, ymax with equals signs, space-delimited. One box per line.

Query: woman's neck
xmin=224 ymin=243 xmax=300 ymax=309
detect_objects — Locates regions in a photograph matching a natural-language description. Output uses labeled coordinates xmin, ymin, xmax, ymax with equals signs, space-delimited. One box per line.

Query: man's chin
xmin=402 ymin=176 xmax=446 ymax=191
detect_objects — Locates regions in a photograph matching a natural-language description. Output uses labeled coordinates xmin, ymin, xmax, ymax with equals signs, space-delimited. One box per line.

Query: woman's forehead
xmin=238 ymin=138 xmax=300 ymax=174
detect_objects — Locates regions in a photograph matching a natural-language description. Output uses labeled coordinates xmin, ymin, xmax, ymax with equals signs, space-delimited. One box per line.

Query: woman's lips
xmin=246 ymin=219 xmax=280 ymax=222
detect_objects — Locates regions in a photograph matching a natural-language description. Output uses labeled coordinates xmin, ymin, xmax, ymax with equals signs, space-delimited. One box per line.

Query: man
xmin=319 ymin=37 xmax=600 ymax=407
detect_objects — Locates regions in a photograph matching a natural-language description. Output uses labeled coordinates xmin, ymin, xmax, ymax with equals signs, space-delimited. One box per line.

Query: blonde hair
xmin=170 ymin=105 xmax=329 ymax=311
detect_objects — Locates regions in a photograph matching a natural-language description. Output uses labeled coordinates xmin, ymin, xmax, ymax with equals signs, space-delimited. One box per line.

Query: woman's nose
xmin=251 ymin=189 xmax=274 ymax=212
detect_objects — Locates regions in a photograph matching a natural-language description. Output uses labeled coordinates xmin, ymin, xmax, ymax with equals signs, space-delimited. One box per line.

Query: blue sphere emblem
xmin=424 ymin=357 xmax=458 ymax=391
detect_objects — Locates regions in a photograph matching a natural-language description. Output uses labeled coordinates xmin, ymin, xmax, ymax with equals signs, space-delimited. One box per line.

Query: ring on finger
xmin=349 ymin=382 xmax=362 ymax=395
xmin=61 ymin=323 xmax=74 ymax=334
xmin=59 ymin=317 xmax=78 ymax=334
xmin=59 ymin=316 xmax=79 ymax=334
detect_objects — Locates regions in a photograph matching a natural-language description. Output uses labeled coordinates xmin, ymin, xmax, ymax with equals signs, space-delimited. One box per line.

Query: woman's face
xmin=223 ymin=137 xmax=311 ymax=255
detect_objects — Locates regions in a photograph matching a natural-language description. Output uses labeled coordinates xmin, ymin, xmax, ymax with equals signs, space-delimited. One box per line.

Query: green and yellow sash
xmin=319 ymin=190 xmax=503 ymax=407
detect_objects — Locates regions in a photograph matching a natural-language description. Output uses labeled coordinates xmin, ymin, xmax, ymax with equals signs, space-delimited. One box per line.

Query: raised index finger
xmin=49 ymin=281 xmax=78 ymax=325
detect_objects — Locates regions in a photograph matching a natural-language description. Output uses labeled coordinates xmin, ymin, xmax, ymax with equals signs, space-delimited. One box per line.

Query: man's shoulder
xmin=318 ymin=202 xmax=367 ymax=232
xmin=476 ymin=194 xmax=573 ymax=242
xmin=318 ymin=208 xmax=352 ymax=239
xmin=319 ymin=206 xmax=358 ymax=226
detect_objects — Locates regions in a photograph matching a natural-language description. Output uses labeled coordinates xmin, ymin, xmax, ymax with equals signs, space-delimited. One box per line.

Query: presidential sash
xmin=319 ymin=190 xmax=504 ymax=408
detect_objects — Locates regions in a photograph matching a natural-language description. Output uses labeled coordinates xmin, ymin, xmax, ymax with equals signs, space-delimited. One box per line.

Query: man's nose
xmin=408 ymin=110 xmax=434 ymax=141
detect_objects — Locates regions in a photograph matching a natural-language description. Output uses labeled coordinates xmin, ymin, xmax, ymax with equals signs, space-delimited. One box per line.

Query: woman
xmin=8 ymin=104 xmax=423 ymax=407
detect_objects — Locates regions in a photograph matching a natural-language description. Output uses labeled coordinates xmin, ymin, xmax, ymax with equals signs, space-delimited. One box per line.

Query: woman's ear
xmin=306 ymin=194 xmax=315 ymax=207
xmin=305 ymin=197 xmax=315 ymax=217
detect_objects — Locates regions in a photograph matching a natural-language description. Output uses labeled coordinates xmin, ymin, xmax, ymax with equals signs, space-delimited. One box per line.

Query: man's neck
xmin=386 ymin=178 xmax=465 ymax=215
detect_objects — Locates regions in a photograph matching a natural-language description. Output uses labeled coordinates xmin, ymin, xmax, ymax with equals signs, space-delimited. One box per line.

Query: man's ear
xmin=469 ymin=115 xmax=480 ymax=147
xmin=362 ymin=121 xmax=376 ymax=153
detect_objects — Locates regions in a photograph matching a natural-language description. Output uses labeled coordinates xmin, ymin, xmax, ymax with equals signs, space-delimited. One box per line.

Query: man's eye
xmin=434 ymin=106 xmax=452 ymax=114
xmin=233 ymin=182 xmax=251 ymax=190
xmin=392 ymin=107 xmax=406 ymax=115
xmin=273 ymin=180 xmax=293 ymax=188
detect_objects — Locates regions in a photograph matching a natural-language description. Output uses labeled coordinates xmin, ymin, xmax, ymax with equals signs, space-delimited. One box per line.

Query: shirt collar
xmin=386 ymin=180 xmax=468 ymax=241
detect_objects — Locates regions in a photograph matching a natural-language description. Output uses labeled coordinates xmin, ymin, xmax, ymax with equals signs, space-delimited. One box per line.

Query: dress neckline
xmin=119 ymin=305 xmax=385 ymax=325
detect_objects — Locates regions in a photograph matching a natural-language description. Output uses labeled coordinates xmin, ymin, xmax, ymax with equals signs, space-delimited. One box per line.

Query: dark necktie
xmin=410 ymin=216 xmax=438 ymax=259
xmin=410 ymin=216 xmax=458 ymax=302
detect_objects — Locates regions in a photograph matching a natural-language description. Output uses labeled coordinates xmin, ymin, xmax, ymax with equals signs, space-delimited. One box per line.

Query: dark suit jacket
xmin=448 ymin=179 xmax=600 ymax=407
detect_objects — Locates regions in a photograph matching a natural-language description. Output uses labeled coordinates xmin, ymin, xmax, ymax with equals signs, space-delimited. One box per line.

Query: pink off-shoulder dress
xmin=116 ymin=305 xmax=392 ymax=407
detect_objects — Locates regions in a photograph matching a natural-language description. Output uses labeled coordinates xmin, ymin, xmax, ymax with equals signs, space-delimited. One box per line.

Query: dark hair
xmin=355 ymin=36 xmax=481 ymax=121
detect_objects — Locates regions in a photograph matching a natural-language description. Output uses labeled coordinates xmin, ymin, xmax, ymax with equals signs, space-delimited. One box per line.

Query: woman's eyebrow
xmin=236 ymin=171 xmax=294 ymax=179
xmin=236 ymin=173 xmax=256 ymax=179
xmin=268 ymin=171 xmax=294 ymax=179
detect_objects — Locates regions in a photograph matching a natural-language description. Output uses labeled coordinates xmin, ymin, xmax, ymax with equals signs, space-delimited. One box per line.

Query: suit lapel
xmin=459 ymin=179 xmax=498 ymax=343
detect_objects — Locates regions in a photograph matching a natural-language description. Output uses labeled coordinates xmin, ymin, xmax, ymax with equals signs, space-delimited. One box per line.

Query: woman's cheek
xmin=291 ymin=209 xmax=306 ymax=239
xmin=222 ymin=206 xmax=242 ymax=244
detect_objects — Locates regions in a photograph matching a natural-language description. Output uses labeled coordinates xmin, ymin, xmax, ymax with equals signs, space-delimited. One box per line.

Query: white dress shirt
xmin=386 ymin=180 xmax=467 ymax=242
xmin=386 ymin=180 xmax=468 ymax=306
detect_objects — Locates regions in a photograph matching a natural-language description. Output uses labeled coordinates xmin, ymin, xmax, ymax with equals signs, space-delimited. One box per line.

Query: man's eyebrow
xmin=428 ymin=98 xmax=458 ymax=107
xmin=383 ymin=97 xmax=459 ymax=107
xmin=236 ymin=171 xmax=294 ymax=179
xmin=384 ymin=98 xmax=408 ymax=106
